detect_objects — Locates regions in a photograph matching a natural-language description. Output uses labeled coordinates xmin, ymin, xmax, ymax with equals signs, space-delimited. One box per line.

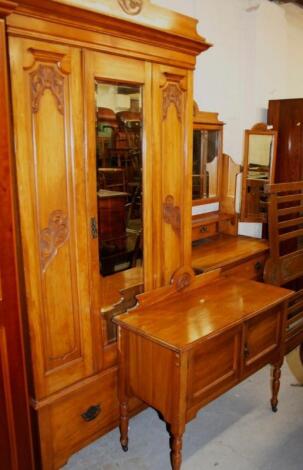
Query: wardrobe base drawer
xmin=34 ymin=368 xmax=143 ymax=470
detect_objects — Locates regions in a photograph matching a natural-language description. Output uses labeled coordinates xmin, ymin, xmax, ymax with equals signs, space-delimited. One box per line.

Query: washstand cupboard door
xmin=9 ymin=38 xmax=95 ymax=399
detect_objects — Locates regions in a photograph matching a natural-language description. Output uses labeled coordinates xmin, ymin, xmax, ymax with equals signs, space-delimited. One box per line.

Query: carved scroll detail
xmin=163 ymin=195 xmax=181 ymax=234
xmin=162 ymin=83 xmax=182 ymax=122
xmin=117 ymin=0 xmax=143 ymax=15
xmin=40 ymin=210 xmax=69 ymax=272
xmin=31 ymin=64 xmax=64 ymax=114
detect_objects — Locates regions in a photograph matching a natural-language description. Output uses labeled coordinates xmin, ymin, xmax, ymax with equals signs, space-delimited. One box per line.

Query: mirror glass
xmin=247 ymin=134 xmax=273 ymax=180
xmin=193 ymin=129 xmax=220 ymax=200
xmin=240 ymin=126 xmax=277 ymax=223
xmin=95 ymin=81 xmax=143 ymax=340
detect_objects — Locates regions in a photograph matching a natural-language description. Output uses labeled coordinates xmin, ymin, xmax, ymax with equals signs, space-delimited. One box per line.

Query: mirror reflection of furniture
xmin=192 ymin=105 xmax=223 ymax=203
xmin=240 ymin=123 xmax=277 ymax=223
xmin=95 ymin=81 xmax=143 ymax=282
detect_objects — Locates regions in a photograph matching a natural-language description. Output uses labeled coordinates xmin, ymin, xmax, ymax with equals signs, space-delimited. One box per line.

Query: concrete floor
xmin=64 ymin=364 xmax=303 ymax=470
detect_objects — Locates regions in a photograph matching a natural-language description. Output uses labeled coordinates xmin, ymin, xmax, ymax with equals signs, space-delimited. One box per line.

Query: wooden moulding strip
xmin=0 ymin=0 xmax=17 ymax=18
xmin=8 ymin=0 xmax=211 ymax=58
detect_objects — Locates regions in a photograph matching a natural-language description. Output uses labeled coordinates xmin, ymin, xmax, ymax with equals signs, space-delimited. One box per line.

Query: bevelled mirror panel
xmin=193 ymin=129 xmax=220 ymax=200
xmin=95 ymin=81 xmax=143 ymax=340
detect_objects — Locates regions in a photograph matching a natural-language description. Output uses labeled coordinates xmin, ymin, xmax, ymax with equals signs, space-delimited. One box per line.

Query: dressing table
xmin=114 ymin=269 xmax=292 ymax=469
xmin=190 ymin=110 xmax=270 ymax=279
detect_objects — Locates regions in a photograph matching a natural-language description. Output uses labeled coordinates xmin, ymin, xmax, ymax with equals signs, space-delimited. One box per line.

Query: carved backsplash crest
xmin=40 ymin=210 xmax=69 ymax=272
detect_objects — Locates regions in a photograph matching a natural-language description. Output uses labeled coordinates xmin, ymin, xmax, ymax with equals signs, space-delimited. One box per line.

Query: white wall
xmin=154 ymin=0 xmax=303 ymax=164
xmin=154 ymin=0 xmax=303 ymax=232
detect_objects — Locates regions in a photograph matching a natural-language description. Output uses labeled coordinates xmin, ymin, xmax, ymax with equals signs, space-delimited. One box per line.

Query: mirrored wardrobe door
xmin=84 ymin=51 xmax=151 ymax=364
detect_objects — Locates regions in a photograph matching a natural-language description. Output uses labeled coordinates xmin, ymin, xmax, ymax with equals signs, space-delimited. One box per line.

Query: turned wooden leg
xmin=170 ymin=432 xmax=183 ymax=470
xmin=119 ymin=401 xmax=129 ymax=452
xmin=271 ymin=360 xmax=283 ymax=412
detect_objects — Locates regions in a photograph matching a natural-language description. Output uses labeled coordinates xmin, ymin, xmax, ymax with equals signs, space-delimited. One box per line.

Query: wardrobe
xmin=1 ymin=1 xmax=210 ymax=468
xmin=268 ymin=98 xmax=303 ymax=182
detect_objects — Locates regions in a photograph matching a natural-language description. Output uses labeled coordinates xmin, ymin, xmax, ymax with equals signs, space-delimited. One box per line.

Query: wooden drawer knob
xmin=244 ymin=343 xmax=250 ymax=358
xmin=81 ymin=404 xmax=101 ymax=422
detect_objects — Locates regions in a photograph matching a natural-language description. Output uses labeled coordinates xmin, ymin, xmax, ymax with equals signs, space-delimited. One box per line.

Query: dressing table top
xmin=192 ymin=234 xmax=268 ymax=272
xmin=114 ymin=275 xmax=292 ymax=352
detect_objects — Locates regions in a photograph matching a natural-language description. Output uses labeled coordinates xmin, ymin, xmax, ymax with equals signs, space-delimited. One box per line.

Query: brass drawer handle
xmin=81 ymin=404 xmax=101 ymax=422
xmin=254 ymin=261 xmax=263 ymax=272
xmin=199 ymin=226 xmax=208 ymax=233
xmin=244 ymin=343 xmax=250 ymax=358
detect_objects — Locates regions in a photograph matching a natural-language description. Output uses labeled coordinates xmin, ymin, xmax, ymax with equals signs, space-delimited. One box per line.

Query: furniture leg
xmin=170 ymin=430 xmax=183 ymax=470
xmin=119 ymin=401 xmax=129 ymax=451
xmin=271 ymin=360 xmax=283 ymax=412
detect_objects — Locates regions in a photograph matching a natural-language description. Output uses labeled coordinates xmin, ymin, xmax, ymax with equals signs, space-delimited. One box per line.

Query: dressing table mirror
xmin=240 ymin=123 xmax=277 ymax=222
xmin=192 ymin=105 xmax=223 ymax=204
xmin=191 ymin=109 xmax=269 ymax=282
xmin=191 ymin=105 xmax=240 ymax=244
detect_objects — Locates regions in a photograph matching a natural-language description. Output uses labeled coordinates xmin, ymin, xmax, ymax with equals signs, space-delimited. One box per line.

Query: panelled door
xmin=9 ymin=37 xmax=95 ymax=399
xmin=83 ymin=50 xmax=152 ymax=364
xmin=83 ymin=51 xmax=193 ymax=358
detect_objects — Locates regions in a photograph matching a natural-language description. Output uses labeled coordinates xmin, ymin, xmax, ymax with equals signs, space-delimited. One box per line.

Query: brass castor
xmin=286 ymin=345 xmax=303 ymax=385
xmin=122 ymin=444 xmax=128 ymax=452
xmin=271 ymin=404 xmax=278 ymax=413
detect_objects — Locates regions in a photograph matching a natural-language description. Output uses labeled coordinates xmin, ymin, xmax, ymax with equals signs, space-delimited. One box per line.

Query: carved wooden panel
xmin=40 ymin=210 xmax=69 ymax=272
xmin=163 ymin=195 xmax=181 ymax=234
xmin=9 ymin=38 xmax=94 ymax=398
xmin=151 ymin=66 xmax=192 ymax=286
xmin=31 ymin=64 xmax=64 ymax=114
xmin=162 ymin=83 xmax=182 ymax=122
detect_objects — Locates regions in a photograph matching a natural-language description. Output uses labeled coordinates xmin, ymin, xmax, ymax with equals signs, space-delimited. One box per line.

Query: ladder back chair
xmin=264 ymin=181 xmax=303 ymax=354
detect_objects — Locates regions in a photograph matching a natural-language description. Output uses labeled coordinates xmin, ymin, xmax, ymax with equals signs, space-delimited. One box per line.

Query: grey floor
xmin=64 ymin=364 xmax=303 ymax=470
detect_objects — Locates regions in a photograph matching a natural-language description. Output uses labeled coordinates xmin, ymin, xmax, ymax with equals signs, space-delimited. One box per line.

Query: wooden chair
xmin=264 ymin=181 xmax=303 ymax=354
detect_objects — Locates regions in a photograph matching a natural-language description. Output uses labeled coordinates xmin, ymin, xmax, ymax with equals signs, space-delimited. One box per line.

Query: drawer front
xmin=36 ymin=369 xmax=142 ymax=470
xmin=243 ymin=307 xmax=282 ymax=375
xmin=187 ymin=326 xmax=241 ymax=413
xmin=224 ymin=254 xmax=266 ymax=280
xmin=49 ymin=369 xmax=119 ymax=468
xmin=192 ymin=222 xmax=217 ymax=241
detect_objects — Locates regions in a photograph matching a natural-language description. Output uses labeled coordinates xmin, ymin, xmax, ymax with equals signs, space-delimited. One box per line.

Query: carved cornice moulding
xmin=0 ymin=0 xmax=17 ymax=17
xmin=8 ymin=0 xmax=211 ymax=57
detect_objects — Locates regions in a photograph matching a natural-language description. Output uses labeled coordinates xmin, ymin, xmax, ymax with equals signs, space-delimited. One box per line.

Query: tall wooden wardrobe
xmin=268 ymin=98 xmax=303 ymax=182
xmin=1 ymin=1 xmax=210 ymax=468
